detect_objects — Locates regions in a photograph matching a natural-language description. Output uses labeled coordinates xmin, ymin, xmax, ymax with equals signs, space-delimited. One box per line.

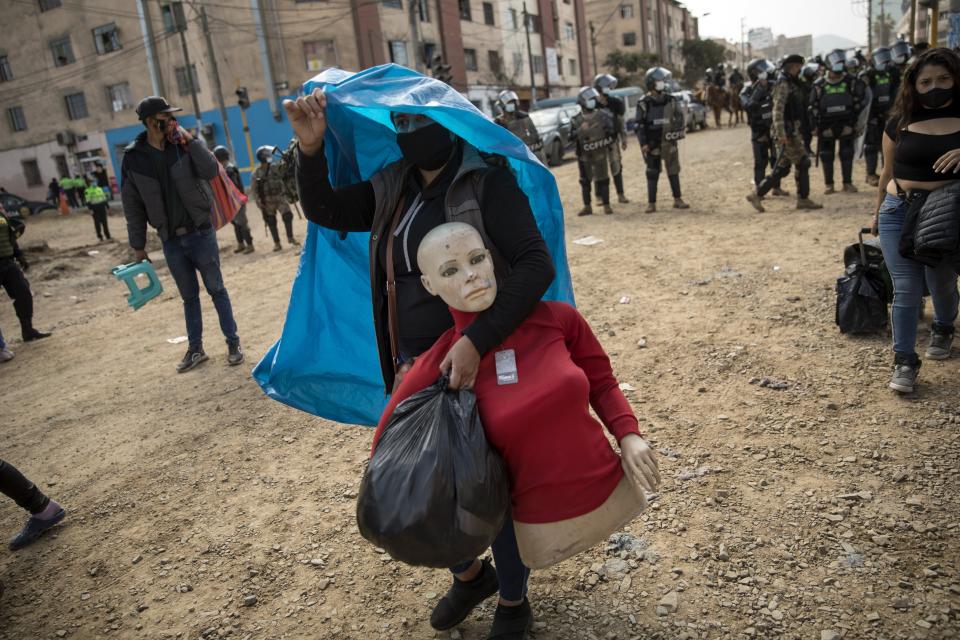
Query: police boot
xmin=273 ymin=241 xmax=282 ymax=251
xmin=746 ymin=193 xmax=765 ymax=213
xmin=644 ymin=202 xmax=656 ymax=213
xmin=617 ymin=193 xmax=630 ymax=204
xmin=842 ymin=183 xmax=858 ymax=193
xmin=824 ymin=185 xmax=836 ymax=195
xmin=865 ymin=174 xmax=880 ymax=187
xmin=771 ymin=187 xmax=790 ymax=196
xmin=234 ymin=244 xmax=245 ymax=254
xmin=603 ymin=204 xmax=615 ymax=215
xmin=577 ymin=205 xmax=593 ymax=216
xmin=673 ymin=198 xmax=690 ymax=209
xmin=796 ymin=197 xmax=824 ymax=210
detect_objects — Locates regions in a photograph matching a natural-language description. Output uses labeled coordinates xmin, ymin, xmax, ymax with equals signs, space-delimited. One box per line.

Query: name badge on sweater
xmin=495 ymin=349 xmax=518 ymax=385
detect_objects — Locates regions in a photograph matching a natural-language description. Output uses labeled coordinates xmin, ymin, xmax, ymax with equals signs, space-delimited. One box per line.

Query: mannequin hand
xmin=283 ymin=88 xmax=327 ymax=157
xmin=619 ymin=434 xmax=660 ymax=493
xmin=441 ymin=336 xmax=481 ymax=390
xmin=933 ymin=148 xmax=960 ymax=173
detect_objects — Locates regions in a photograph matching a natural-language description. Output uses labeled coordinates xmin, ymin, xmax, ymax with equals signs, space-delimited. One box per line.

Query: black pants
xmin=863 ymin=119 xmax=884 ymax=176
xmin=264 ymin=211 xmax=294 ymax=243
xmin=0 ymin=259 xmax=35 ymax=336
xmin=0 ymin=459 xmax=49 ymax=515
xmin=818 ymin=132 xmax=855 ymax=186
xmin=90 ymin=203 xmax=110 ymax=240
xmin=643 ymin=153 xmax=681 ymax=203
xmin=752 ymin=137 xmax=781 ymax=189
xmin=757 ymin=141 xmax=811 ymax=199
xmin=234 ymin=221 xmax=253 ymax=246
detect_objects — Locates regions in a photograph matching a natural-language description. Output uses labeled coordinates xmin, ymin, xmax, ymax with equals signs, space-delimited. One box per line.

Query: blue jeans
xmin=877 ymin=194 xmax=959 ymax=357
xmin=451 ymin=519 xmax=530 ymax=601
xmin=0 ymin=326 xmax=5 ymax=350
xmin=161 ymin=227 xmax=239 ymax=350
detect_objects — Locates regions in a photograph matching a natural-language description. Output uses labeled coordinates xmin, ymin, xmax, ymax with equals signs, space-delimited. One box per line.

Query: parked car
xmin=532 ymin=87 xmax=644 ymax=132
xmin=529 ymin=105 xmax=581 ymax=166
xmin=0 ymin=192 xmax=56 ymax=218
xmin=672 ymin=90 xmax=708 ymax=132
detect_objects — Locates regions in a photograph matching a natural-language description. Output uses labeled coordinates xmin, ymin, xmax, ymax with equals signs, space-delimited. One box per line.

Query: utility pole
xmin=590 ymin=21 xmax=598 ymax=75
xmin=523 ymin=2 xmax=537 ymax=108
xmin=739 ymin=17 xmax=746 ymax=69
xmin=868 ymin=0 xmax=873 ymax=52
xmin=199 ymin=6 xmax=234 ymax=157
xmin=408 ymin=0 xmax=423 ymax=70
xmin=910 ymin=0 xmax=917 ymax=43
xmin=173 ymin=2 xmax=203 ymax=137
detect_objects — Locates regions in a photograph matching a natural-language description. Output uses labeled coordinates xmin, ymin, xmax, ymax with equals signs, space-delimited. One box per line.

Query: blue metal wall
xmin=104 ymin=96 xmax=297 ymax=188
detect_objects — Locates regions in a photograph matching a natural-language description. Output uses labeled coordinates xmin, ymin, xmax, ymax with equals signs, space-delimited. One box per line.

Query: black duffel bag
xmin=837 ymin=228 xmax=889 ymax=334
xmin=356 ymin=375 xmax=510 ymax=568
xmin=898 ymin=181 xmax=960 ymax=267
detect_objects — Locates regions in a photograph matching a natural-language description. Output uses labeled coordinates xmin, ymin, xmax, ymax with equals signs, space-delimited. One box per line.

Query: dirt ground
xmin=1 ymin=124 xmax=958 ymax=640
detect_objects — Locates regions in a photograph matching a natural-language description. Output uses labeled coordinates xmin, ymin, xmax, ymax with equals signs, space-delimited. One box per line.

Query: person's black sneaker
xmin=430 ymin=558 xmax=500 ymax=630
xmin=487 ymin=598 xmax=533 ymax=640
xmin=227 ymin=342 xmax=244 ymax=366
xmin=925 ymin=323 xmax=955 ymax=360
xmin=890 ymin=353 xmax=921 ymax=393
xmin=9 ymin=505 xmax=66 ymax=551
xmin=22 ymin=329 xmax=52 ymax=342
xmin=176 ymin=347 xmax=209 ymax=373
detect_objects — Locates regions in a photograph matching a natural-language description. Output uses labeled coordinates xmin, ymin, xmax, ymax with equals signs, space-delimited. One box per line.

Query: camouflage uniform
xmin=755 ymin=73 xmax=813 ymax=200
xmin=574 ymin=108 xmax=616 ymax=206
xmin=250 ymin=162 xmax=296 ymax=246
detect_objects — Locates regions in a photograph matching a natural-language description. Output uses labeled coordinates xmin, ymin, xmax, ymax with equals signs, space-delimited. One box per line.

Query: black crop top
xmin=886 ymin=103 xmax=960 ymax=181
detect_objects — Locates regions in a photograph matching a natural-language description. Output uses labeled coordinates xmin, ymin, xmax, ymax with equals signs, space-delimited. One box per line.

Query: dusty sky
xmin=682 ymin=0 xmax=873 ymax=45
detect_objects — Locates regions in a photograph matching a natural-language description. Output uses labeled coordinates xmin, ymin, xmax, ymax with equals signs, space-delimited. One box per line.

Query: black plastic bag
xmin=356 ymin=376 xmax=509 ymax=568
xmin=836 ymin=269 xmax=888 ymax=334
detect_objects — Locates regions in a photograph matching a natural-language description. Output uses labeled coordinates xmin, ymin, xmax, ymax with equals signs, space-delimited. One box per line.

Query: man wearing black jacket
xmin=0 ymin=205 xmax=51 ymax=342
xmin=121 ymin=96 xmax=243 ymax=372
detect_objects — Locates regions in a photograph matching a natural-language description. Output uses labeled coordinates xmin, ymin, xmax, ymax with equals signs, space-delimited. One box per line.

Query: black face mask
xmin=396 ymin=123 xmax=455 ymax=170
xmin=918 ymin=86 xmax=954 ymax=109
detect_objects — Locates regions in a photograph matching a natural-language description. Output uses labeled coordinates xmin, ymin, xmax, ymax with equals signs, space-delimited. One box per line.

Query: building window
xmin=418 ymin=0 xmax=430 ymax=22
xmin=7 ymin=106 xmax=27 ymax=132
xmin=39 ymin=0 xmax=61 ymax=10
xmin=22 ymin=160 xmax=42 ymax=187
xmin=459 ymin=0 xmax=471 ymax=21
xmin=65 ymin=92 xmax=88 ymax=120
xmin=532 ymin=54 xmax=544 ymax=74
xmin=175 ymin=65 xmax=200 ymax=96
xmin=0 ymin=56 xmax=12 ymax=82
xmin=620 ymin=3 xmax=633 ymax=18
xmin=488 ymin=50 xmax=501 ymax=73
xmin=482 ymin=2 xmax=494 ymax=25
xmin=93 ymin=23 xmax=122 ymax=54
xmin=304 ymin=39 xmax=337 ymax=71
xmin=568 ymin=58 xmax=576 ymax=76
xmin=53 ymin=154 xmax=69 ymax=178
xmin=564 ymin=21 xmax=575 ymax=41
xmin=382 ymin=0 xmax=401 ymax=8
xmin=50 ymin=37 xmax=75 ymax=67
xmin=623 ymin=32 xmax=636 ymax=46
xmin=509 ymin=8 xmax=518 ymax=29
xmin=389 ymin=41 xmax=409 ymax=66
xmin=423 ymin=42 xmax=437 ymax=66
xmin=557 ymin=56 xmax=564 ymax=76
xmin=513 ymin=51 xmax=523 ymax=75
xmin=525 ymin=14 xmax=542 ymax=34
xmin=107 ymin=82 xmax=133 ymax=112
xmin=161 ymin=4 xmax=177 ymax=32
xmin=464 ymin=48 xmax=478 ymax=71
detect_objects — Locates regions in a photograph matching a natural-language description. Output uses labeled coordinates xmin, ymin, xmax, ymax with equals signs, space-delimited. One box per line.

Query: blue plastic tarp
xmin=253 ymin=64 xmax=575 ymax=426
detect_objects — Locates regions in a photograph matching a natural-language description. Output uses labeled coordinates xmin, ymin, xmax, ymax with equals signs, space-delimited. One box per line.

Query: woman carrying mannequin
xmin=284 ymin=90 xmax=559 ymax=637
xmin=370 ymin=222 xmax=660 ymax=639
xmin=873 ymin=48 xmax=960 ymax=393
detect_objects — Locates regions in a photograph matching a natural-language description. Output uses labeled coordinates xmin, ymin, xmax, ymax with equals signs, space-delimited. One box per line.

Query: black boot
xmin=430 ymin=558 xmax=500 ymax=630
xmin=22 ymin=327 xmax=52 ymax=342
xmin=487 ymin=598 xmax=533 ymax=640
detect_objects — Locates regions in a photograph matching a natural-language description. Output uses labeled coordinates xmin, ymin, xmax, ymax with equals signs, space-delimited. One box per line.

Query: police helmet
xmin=497 ymin=89 xmax=519 ymax=108
xmin=801 ymin=62 xmax=820 ymax=81
xmin=213 ymin=145 xmax=230 ymax=161
xmin=645 ymin=66 xmax=672 ymax=91
xmin=593 ymin=73 xmax=618 ymax=94
xmin=871 ymin=46 xmax=892 ymax=72
xmin=825 ymin=49 xmax=847 ymax=73
xmin=577 ymin=86 xmax=600 ymax=110
xmin=890 ymin=40 xmax=912 ymax=65
xmin=746 ymin=58 xmax=775 ymax=82
xmin=845 ymin=51 xmax=862 ymax=73
xmin=780 ymin=53 xmax=805 ymax=68
xmin=255 ymin=145 xmax=276 ymax=163
xmin=717 ymin=63 xmax=726 ymax=71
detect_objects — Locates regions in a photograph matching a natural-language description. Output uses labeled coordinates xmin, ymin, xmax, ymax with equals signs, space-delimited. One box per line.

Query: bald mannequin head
xmin=417 ymin=222 xmax=497 ymax=312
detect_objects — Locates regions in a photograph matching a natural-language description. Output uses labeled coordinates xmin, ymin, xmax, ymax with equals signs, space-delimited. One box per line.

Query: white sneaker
xmin=0 ymin=348 xmax=14 ymax=363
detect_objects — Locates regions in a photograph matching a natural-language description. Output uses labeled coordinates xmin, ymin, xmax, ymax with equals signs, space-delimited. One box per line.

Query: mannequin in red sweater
xmin=371 ymin=222 xmax=660 ymax=638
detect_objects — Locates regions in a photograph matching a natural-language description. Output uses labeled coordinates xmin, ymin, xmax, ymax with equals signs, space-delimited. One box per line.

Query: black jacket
xmin=120 ymin=133 xmax=219 ymax=249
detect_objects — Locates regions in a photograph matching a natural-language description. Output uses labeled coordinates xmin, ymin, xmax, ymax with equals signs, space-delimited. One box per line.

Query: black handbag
xmin=897 ymin=180 xmax=960 ymax=267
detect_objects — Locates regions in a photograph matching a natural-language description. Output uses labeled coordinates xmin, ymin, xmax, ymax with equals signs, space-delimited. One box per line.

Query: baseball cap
xmin=136 ymin=96 xmax=183 ymax=121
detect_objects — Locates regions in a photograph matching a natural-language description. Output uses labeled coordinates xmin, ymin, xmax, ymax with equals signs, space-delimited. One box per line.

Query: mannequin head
xmin=417 ymin=222 xmax=497 ymax=313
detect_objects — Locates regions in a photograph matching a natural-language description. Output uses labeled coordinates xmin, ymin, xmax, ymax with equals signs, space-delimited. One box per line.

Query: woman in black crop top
xmin=873 ymin=48 xmax=960 ymax=394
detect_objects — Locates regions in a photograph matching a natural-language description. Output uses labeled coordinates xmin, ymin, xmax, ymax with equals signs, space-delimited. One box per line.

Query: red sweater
xmin=371 ymin=301 xmax=642 ymax=524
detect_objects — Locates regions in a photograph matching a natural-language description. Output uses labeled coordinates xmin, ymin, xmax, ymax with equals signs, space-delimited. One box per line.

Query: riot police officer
xmin=594 ymin=73 xmax=630 ymax=203
xmin=250 ymin=145 xmax=300 ymax=251
xmin=714 ymin=63 xmax=727 ymax=89
xmin=573 ymin=86 xmax=615 ymax=216
xmin=799 ymin=62 xmax=821 ymax=152
xmin=747 ymin=54 xmax=823 ymax=212
xmin=742 ymin=59 xmax=788 ymax=196
xmin=890 ymin=40 xmax=913 ymax=76
xmin=495 ymin=90 xmax=545 ymax=163
xmin=860 ymin=46 xmax=899 ymax=186
xmin=636 ymin=67 xmax=688 ymax=213
xmin=809 ymin=48 xmax=867 ymax=194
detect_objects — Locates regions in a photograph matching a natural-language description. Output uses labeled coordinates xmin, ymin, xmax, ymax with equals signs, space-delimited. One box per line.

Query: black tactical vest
xmin=818 ymin=78 xmax=855 ymax=122
xmin=871 ymin=72 xmax=892 ymax=112
xmin=643 ymin=98 xmax=669 ymax=136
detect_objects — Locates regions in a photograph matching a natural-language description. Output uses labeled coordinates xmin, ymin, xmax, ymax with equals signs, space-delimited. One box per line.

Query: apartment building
xmin=1 ymin=0 xmax=592 ymax=200
xmin=585 ymin=0 xmax=697 ymax=79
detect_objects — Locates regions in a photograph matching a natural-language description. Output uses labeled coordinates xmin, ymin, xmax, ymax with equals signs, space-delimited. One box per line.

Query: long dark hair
xmin=890 ymin=47 xmax=960 ymax=138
